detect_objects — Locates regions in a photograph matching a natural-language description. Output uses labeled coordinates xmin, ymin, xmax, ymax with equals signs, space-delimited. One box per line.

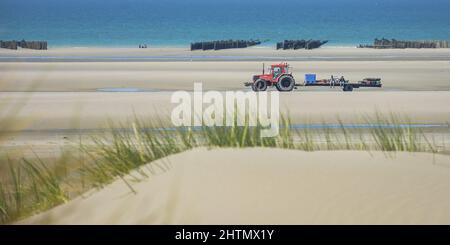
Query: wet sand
xmin=2 ymin=47 xmax=450 ymax=61
xmin=1 ymin=91 xmax=450 ymax=132
xmin=0 ymin=60 xmax=450 ymax=92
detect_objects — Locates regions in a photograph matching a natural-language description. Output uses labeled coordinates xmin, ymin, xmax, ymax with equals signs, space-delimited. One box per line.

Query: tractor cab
xmin=258 ymin=63 xmax=290 ymax=82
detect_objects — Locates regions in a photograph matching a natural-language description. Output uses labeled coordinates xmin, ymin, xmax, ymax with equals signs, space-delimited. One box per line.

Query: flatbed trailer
xmin=245 ymin=77 xmax=382 ymax=92
xmin=299 ymin=77 xmax=382 ymax=91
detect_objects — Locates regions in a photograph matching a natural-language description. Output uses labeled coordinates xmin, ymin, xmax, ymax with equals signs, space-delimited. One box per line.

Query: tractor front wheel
xmin=252 ymin=79 xmax=268 ymax=92
xmin=276 ymin=75 xmax=295 ymax=92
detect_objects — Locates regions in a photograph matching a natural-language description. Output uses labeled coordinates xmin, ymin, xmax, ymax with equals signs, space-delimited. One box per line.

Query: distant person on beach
xmin=339 ymin=76 xmax=345 ymax=86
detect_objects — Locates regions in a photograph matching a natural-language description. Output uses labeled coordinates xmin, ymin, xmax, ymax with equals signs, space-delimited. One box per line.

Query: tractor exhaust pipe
xmin=262 ymin=63 xmax=265 ymax=74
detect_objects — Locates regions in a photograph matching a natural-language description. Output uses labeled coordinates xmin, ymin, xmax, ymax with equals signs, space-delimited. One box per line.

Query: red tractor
xmin=245 ymin=63 xmax=296 ymax=92
xmin=245 ymin=63 xmax=382 ymax=92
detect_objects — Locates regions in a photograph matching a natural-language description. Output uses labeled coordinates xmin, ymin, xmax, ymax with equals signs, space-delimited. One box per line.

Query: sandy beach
xmin=1 ymin=48 xmax=450 ymax=92
xmin=2 ymin=47 xmax=450 ymax=225
xmin=20 ymin=148 xmax=450 ymax=225
xmin=1 ymin=47 xmax=450 ymax=153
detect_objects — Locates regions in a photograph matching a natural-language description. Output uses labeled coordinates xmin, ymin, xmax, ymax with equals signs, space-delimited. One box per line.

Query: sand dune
xmin=20 ymin=148 xmax=450 ymax=225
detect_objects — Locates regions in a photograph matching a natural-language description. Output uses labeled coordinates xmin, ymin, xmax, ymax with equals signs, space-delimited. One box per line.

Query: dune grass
xmin=0 ymin=113 xmax=447 ymax=224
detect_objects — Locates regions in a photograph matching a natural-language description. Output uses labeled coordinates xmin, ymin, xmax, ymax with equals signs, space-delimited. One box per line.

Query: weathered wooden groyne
xmin=276 ymin=40 xmax=328 ymax=50
xmin=0 ymin=40 xmax=47 ymax=50
xmin=359 ymin=38 xmax=450 ymax=49
xmin=190 ymin=39 xmax=261 ymax=51
xmin=0 ymin=41 xmax=17 ymax=50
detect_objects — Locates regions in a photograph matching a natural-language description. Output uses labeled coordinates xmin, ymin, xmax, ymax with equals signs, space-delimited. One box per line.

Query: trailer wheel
xmin=343 ymin=84 xmax=353 ymax=92
xmin=276 ymin=75 xmax=295 ymax=92
xmin=252 ymin=79 xmax=267 ymax=92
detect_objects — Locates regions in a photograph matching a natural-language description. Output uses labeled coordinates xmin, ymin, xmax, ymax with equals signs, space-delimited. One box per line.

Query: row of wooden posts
xmin=190 ymin=39 xmax=330 ymax=51
xmin=7 ymin=38 xmax=447 ymax=50
xmin=190 ymin=39 xmax=261 ymax=51
xmin=276 ymin=40 xmax=328 ymax=50
xmin=0 ymin=40 xmax=48 ymax=50
xmin=359 ymin=38 xmax=450 ymax=49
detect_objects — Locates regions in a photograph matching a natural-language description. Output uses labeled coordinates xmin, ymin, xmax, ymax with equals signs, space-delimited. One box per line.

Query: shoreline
xmin=0 ymin=43 xmax=360 ymax=49
xmin=2 ymin=46 xmax=450 ymax=62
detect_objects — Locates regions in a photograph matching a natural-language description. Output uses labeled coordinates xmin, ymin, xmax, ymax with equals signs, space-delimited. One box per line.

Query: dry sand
xmin=20 ymin=148 xmax=450 ymax=225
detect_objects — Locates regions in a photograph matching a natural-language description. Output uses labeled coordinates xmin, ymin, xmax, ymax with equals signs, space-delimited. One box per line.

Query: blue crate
xmin=305 ymin=74 xmax=316 ymax=84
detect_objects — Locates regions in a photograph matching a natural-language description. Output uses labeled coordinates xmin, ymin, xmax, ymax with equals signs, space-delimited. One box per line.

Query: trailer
xmin=244 ymin=63 xmax=382 ymax=92
xmin=302 ymin=74 xmax=382 ymax=91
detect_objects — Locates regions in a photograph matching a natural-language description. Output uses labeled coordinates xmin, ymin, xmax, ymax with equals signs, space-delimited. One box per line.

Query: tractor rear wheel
xmin=343 ymin=84 xmax=353 ymax=92
xmin=276 ymin=75 xmax=295 ymax=92
xmin=252 ymin=79 xmax=267 ymax=92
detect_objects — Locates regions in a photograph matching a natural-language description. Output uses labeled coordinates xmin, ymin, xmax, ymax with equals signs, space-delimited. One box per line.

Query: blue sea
xmin=1 ymin=0 xmax=449 ymax=47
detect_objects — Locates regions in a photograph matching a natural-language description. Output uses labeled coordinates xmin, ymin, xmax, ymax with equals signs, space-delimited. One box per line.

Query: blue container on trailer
xmin=305 ymin=74 xmax=316 ymax=84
